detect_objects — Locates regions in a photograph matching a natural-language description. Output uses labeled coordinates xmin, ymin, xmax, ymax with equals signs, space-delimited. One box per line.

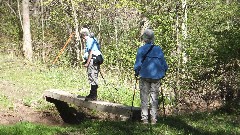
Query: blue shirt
xmin=134 ymin=43 xmax=168 ymax=79
xmin=84 ymin=36 xmax=101 ymax=59
xmin=85 ymin=37 xmax=101 ymax=52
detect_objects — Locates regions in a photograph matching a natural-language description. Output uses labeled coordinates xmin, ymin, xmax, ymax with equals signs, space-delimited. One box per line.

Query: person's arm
xmin=162 ymin=55 xmax=168 ymax=72
xmin=134 ymin=48 xmax=143 ymax=76
xmin=84 ymin=38 xmax=94 ymax=67
xmin=84 ymin=50 xmax=93 ymax=67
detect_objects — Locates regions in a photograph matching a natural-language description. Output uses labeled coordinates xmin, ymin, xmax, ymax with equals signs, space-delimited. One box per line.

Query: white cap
xmin=80 ymin=28 xmax=90 ymax=36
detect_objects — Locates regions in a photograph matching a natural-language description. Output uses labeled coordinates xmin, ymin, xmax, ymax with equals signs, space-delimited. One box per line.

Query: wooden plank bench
xmin=43 ymin=89 xmax=141 ymax=121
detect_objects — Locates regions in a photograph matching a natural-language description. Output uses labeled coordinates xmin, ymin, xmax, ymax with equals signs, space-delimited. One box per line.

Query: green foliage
xmin=128 ymin=0 xmax=240 ymax=107
xmin=1 ymin=0 xmax=239 ymax=111
xmin=0 ymin=1 xmax=239 ymax=134
xmin=0 ymin=1 xmax=22 ymax=54
xmin=183 ymin=1 xmax=240 ymax=98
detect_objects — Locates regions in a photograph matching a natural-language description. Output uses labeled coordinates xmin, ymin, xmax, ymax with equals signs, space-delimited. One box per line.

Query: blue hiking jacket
xmin=134 ymin=43 xmax=168 ymax=79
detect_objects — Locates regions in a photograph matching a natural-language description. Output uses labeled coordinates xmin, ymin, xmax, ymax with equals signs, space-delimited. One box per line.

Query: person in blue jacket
xmin=134 ymin=28 xmax=168 ymax=124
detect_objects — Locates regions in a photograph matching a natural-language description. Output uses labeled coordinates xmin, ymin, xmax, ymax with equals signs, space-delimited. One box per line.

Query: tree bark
xmin=182 ymin=0 xmax=187 ymax=64
xmin=22 ymin=0 xmax=33 ymax=61
xmin=71 ymin=0 xmax=81 ymax=66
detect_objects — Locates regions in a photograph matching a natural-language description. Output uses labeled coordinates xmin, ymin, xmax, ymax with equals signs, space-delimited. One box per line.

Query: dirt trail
xmin=0 ymin=80 xmax=63 ymax=126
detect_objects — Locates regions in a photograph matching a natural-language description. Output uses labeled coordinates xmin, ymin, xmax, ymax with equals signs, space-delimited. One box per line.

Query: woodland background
xmin=0 ymin=0 xmax=239 ymax=114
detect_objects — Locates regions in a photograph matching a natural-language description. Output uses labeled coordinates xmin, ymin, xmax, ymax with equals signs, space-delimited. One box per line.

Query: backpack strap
xmin=92 ymin=37 xmax=101 ymax=51
xmin=141 ymin=45 xmax=154 ymax=63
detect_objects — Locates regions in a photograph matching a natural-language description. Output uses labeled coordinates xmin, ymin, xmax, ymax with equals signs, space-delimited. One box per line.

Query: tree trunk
xmin=182 ymin=0 xmax=187 ymax=64
xmin=175 ymin=1 xmax=180 ymax=108
xmin=98 ymin=0 xmax=102 ymax=43
xmin=71 ymin=0 xmax=81 ymax=66
xmin=22 ymin=0 xmax=33 ymax=61
xmin=40 ymin=0 xmax=46 ymax=62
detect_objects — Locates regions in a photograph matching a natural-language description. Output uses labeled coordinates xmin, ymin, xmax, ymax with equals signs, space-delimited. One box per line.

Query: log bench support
xmin=43 ymin=89 xmax=141 ymax=122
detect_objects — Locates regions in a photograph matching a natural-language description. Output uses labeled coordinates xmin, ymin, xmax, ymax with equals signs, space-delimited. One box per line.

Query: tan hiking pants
xmin=139 ymin=78 xmax=160 ymax=121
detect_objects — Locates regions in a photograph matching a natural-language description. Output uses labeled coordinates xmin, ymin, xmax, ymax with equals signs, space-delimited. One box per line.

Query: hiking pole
xmin=160 ymin=86 xmax=166 ymax=117
xmin=99 ymin=69 xmax=118 ymax=91
xmin=130 ymin=76 xmax=138 ymax=120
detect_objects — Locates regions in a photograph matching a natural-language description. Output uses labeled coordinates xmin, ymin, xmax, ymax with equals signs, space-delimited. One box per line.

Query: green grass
xmin=0 ymin=122 xmax=65 ymax=135
xmin=0 ymin=94 xmax=14 ymax=110
xmin=0 ymin=113 xmax=239 ymax=135
xmin=0 ymin=54 xmax=140 ymax=109
xmin=0 ymin=54 xmax=239 ymax=135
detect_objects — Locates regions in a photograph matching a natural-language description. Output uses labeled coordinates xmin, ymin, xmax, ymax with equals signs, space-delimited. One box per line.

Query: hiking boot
xmin=85 ymin=95 xmax=97 ymax=101
xmin=151 ymin=119 xmax=157 ymax=125
xmin=142 ymin=119 xmax=148 ymax=124
xmin=85 ymin=85 xmax=98 ymax=101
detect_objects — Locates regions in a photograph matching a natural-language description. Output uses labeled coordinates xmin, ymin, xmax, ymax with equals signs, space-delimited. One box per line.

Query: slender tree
xmin=22 ymin=0 xmax=33 ymax=61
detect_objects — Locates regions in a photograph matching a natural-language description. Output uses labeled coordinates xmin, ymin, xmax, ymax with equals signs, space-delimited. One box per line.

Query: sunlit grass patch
xmin=0 ymin=94 xmax=13 ymax=110
xmin=0 ymin=122 xmax=66 ymax=135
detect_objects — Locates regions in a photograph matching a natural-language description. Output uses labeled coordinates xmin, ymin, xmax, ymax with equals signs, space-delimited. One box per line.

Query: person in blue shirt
xmin=134 ymin=29 xmax=168 ymax=124
xmin=80 ymin=28 xmax=102 ymax=101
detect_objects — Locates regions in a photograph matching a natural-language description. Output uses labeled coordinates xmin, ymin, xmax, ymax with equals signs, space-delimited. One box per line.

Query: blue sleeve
xmin=134 ymin=48 xmax=144 ymax=74
xmin=162 ymin=56 xmax=168 ymax=72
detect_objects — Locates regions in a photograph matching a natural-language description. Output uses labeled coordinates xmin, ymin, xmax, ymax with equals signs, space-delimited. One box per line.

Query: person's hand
xmin=134 ymin=70 xmax=139 ymax=78
xmin=134 ymin=72 xmax=139 ymax=79
xmin=84 ymin=63 xmax=89 ymax=67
